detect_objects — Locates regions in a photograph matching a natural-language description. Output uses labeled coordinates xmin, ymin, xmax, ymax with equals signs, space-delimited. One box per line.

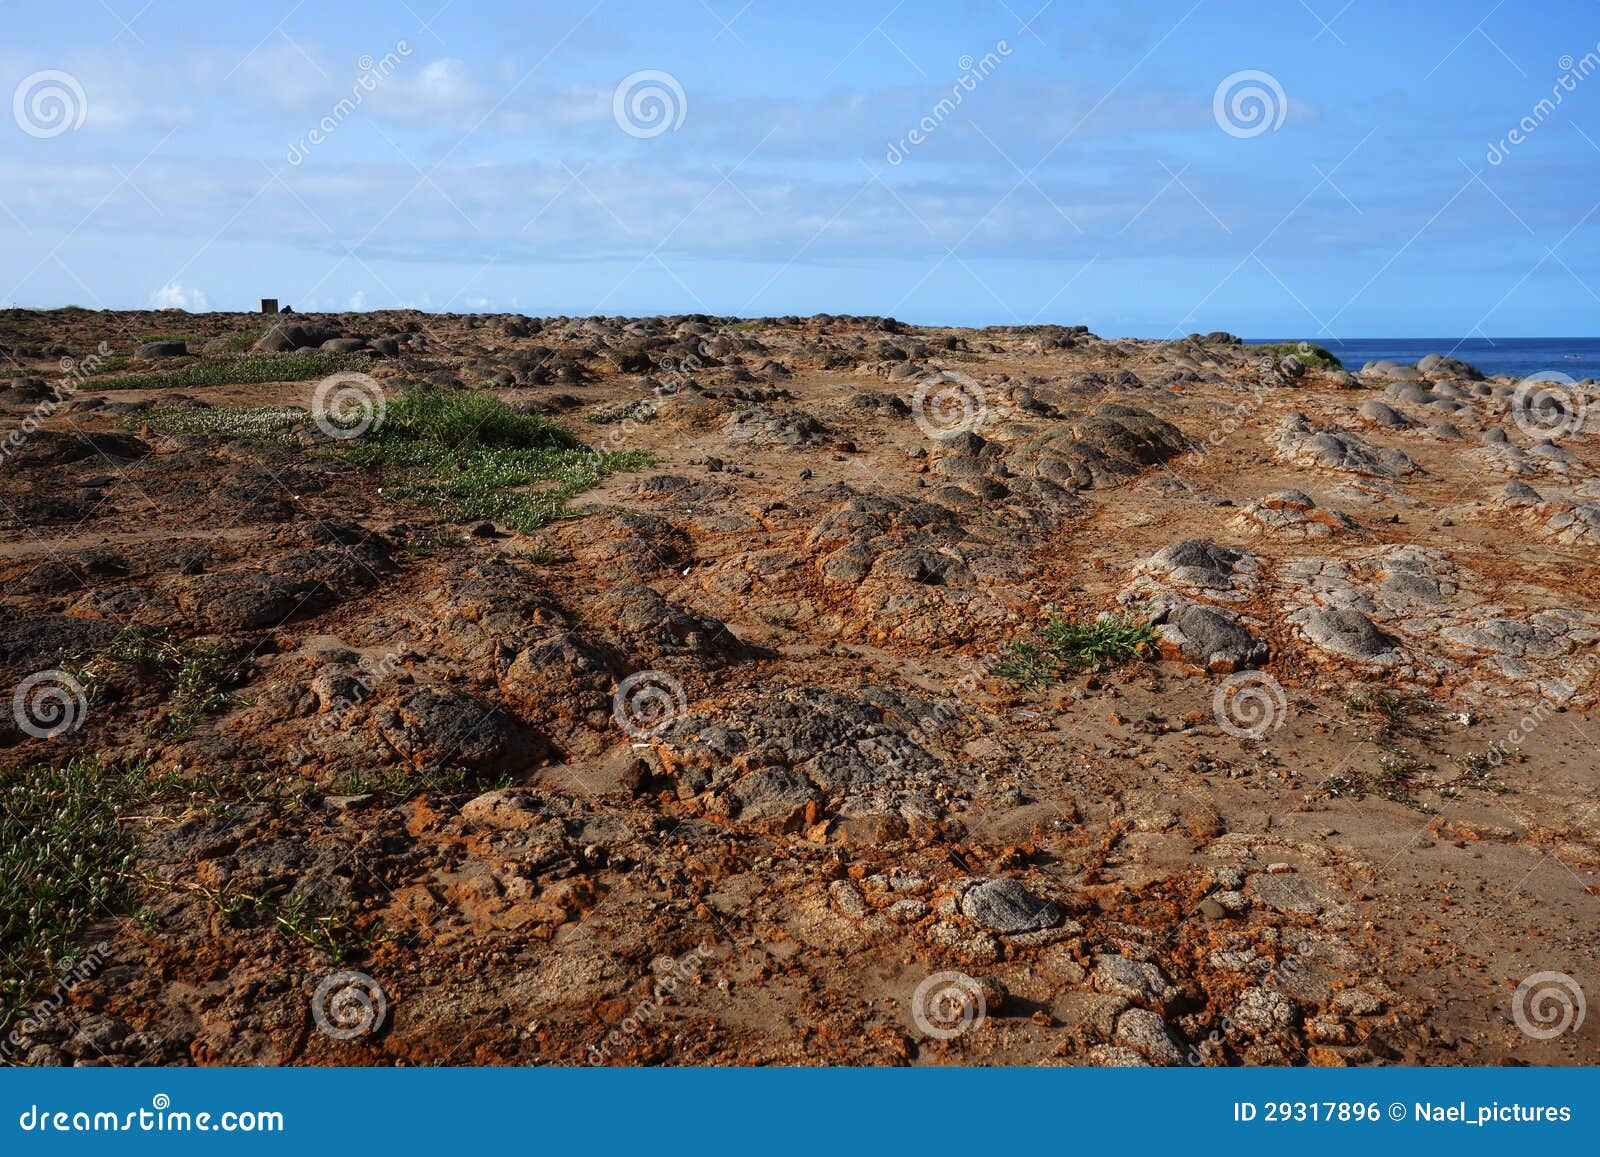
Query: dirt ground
xmin=1 ymin=308 xmax=1594 ymax=1067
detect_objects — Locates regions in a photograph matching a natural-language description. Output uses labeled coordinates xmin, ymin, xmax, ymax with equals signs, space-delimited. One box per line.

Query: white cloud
xmin=149 ymin=281 xmax=209 ymax=310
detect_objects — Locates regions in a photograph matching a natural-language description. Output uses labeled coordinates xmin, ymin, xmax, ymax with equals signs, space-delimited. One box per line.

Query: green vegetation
xmin=1248 ymin=341 xmax=1343 ymax=371
xmin=587 ymin=399 xmax=658 ymax=424
xmin=1322 ymin=743 xmax=1429 ymax=808
xmin=127 ymin=405 xmax=306 ymax=443
xmin=335 ymin=762 xmax=512 ymax=802
xmin=340 ymin=389 xmax=653 ymax=533
xmin=0 ymin=758 xmax=170 ymax=1034
xmin=63 ymin=628 xmax=246 ymax=738
xmin=90 ymin=351 xmax=371 ymax=392
xmin=991 ymin=613 xmax=1159 ymax=687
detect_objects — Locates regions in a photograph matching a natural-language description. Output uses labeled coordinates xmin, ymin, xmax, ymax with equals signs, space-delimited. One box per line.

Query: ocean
xmin=1244 ymin=337 xmax=1599 ymax=380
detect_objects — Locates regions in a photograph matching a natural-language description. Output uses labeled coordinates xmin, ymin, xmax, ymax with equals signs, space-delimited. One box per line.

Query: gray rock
xmin=1417 ymin=352 xmax=1484 ymax=381
xmin=1359 ymin=400 xmax=1409 ymax=427
xmin=1497 ymin=480 xmax=1543 ymax=507
xmin=1160 ymin=603 xmax=1267 ymax=670
xmin=1301 ymin=606 xmax=1396 ymax=659
xmin=1115 ymin=1007 xmax=1189 ymax=1066
xmin=1093 ymin=954 xmax=1176 ymax=1005
xmin=960 ymin=878 xmax=1063 ymax=934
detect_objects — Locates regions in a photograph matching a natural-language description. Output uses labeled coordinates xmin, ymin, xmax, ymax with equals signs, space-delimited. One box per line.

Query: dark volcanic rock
xmin=961 ymin=878 xmax=1063 ymax=934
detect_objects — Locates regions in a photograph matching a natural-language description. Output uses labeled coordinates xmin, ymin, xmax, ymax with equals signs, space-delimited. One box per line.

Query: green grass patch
xmin=991 ymin=613 xmax=1159 ymax=687
xmin=90 ymin=352 xmax=371 ymax=392
xmin=127 ymin=405 xmax=307 ymax=443
xmin=340 ymin=390 xmax=653 ymax=533
xmin=1247 ymin=341 xmax=1343 ymax=371
xmin=0 ymin=758 xmax=172 ymax=1037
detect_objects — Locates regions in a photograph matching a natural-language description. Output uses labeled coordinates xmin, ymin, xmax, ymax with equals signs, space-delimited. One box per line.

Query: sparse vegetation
xmin=127 ymin=404 xmax=307 ymax=443
xmin=1248 ymin=341 xmax=1343 ymax=371
xmin=91 ymin=351 xmax=371 ymax=391
xmin=0 ymin=758 xmax=170 ymax=1034
xmin=63 ymin=628 xmax=247 ymax=737
xmin=340 ymin=389 xmax=653 ymax=533
xmin=587 ymin=399 xmax=658 ymax=424
xmin=991 ymin=613 xmax=1159 ymax=687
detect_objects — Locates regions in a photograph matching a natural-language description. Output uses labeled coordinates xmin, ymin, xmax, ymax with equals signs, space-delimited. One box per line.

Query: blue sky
xmin=2 ymin=0 xmax=1598 ymax=336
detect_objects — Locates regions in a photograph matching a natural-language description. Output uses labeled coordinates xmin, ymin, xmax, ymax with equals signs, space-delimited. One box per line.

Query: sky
xmin=2 ymin=0 xmax=1598 ymax=337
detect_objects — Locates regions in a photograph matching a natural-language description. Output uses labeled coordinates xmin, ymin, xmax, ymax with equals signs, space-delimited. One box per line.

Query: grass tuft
xmin=991 ymin=613 xmax=1158 ymax=687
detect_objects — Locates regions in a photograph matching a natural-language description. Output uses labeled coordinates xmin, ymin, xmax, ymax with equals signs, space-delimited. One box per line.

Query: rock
xmin=1416 ymin=352 xmax=1483 ymax=380
xmin=1301 ymin=606 xmax=1396 ymax=659
xmin=1092 ymin=954 xmax=1176 ymax=1006
xmin=1359 ymin=400 xmax=1409 ymax=427
xmin=136 ymin=340 xmax=188 ymax=359
xmin=1088 ymin=1045 xmax=1153 ymax=1067
xmin=1230 ymin=987 xmax=1299 ymax=1034
xmin=959 ymin=878 xmax=1063 ymax=934
xmin=1115 ymin=1007 xmax=1189 ymax=1066
xmin=1159 ymin=603 xmax=1267 ymax=671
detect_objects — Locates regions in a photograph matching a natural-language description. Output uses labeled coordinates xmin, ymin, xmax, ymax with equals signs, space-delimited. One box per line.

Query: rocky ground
xmin=0 ymin=308 xmax=1595 ymax=1067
